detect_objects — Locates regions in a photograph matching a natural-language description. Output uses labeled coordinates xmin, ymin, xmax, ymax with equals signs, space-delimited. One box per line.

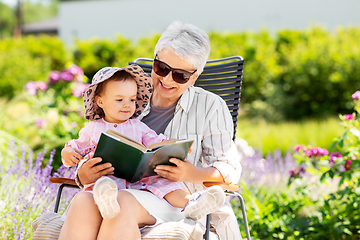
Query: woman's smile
xmin=160 ymin=80 xmax=175 ymax=90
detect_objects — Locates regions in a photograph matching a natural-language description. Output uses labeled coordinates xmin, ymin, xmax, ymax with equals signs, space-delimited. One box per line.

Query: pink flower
xmin=294 ymin=144 xmax=302 ymax=152
xmin=71 ymin=83 xmax=90 ymax=98
xmin=318 ymin=147 xmax=329 ymax=156
xmin=35 ymin=119 xmax=47 ymax=129
xmin=352 ymin=91 xmax=360 ymax=100
xmin=36 ymin=81 xmax=48 ymax=91
xmin=61 ymin=70 xmax=73 ymax=81
xmin=344 ymin=114 xmax=354 ymax=120
xmin=304 ymin=150 xmax=312 ymax=158
xmin=25 ymin=81 xmax=38 ymax=95
xmin=308 ymin=147 xmax=329 ymax=157
xmin=329 ymin=152 xmax=342 ymax=163
xmin=49 ymin=70 xmax=61 ymax=84
xmin=67 ymin=64 xmax=84 ymax=76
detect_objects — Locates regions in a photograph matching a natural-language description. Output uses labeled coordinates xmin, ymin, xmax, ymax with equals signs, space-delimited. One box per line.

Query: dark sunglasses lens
xmin=172 ymin=70 xmax=190 ymax=84
xmin=154 ymin=60 xmax=170 ymax=77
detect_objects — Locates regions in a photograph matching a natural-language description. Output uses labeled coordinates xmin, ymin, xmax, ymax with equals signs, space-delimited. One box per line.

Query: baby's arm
xmin=61 ymin=147 xmax=82 ymax=167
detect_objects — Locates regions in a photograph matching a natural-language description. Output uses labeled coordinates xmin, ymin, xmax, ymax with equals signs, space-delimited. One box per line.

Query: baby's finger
xmin=73 ymin=152 xmax=83 ymax=161
xmin=71 ymin=155 xmax=81 ymax=163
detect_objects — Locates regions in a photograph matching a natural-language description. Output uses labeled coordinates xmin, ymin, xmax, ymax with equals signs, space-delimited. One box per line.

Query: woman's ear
xmin=190 ymin=72 xmax=201 ymax=86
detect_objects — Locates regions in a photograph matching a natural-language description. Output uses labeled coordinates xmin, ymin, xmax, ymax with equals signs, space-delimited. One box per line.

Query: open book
xmin=93 ymin=129 xmax=194 ymax=183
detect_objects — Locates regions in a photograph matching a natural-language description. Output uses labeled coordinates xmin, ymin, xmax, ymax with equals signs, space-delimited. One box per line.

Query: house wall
xmin=59 ymin=0 xmax=360 ymax=44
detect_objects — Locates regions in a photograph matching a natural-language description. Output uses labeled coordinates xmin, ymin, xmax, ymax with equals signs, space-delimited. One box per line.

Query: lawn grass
xmin=236 ymin=116 xmax=344 ymax=155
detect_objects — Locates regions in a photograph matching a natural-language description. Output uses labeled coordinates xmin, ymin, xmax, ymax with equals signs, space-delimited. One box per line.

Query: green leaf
xmin=343 ymin=228 xmax=353 ymax=236
xmin=339 ymin=139 xmax=344 ymax=148
xmin=320 ymin=171 xmax=328 ymax=182
xmin=350 ymin=128 xmax=360 ymax=139
xmin=329 ymin=141 xmax=339 ymax=151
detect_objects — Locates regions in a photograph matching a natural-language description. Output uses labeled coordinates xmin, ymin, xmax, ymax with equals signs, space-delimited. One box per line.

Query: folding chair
xmin=129 ymin=56 xmax=250 ymax=240
xmin=50 ymin=56 xmax=251 ymax=240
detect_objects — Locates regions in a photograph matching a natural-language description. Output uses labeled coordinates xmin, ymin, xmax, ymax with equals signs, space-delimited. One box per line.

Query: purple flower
xmin=71 ymin=83 xmax=90 ymax=98
xmin=289 ymin=166 xmax=306 ymax=178
xmin=49 ymin=70 xmax=61 ymax=84
xmin=24 ymin=81 xmax=38 ymax=95
xmin=289 ymin=167 xmax=297 ymax=178
xmin=345 ymin=160 xmax=352 ymax=171
xmin=36 ymin=81 xmax=48 ymax=91
xmin=352 ymin=91 xmax=360 ymax=100
xmin=344 ymin=114 xmax=354 ymax=120
xmin=61 ymin=70 xmax=73 ymax=81
xmin=329 ymin=152 xmax=342 ymax=163
xmin=35 ymin=119 xmax=47 ymax=129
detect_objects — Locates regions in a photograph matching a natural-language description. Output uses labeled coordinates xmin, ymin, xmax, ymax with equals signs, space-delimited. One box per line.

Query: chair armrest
xmin=49 ymin=177 xmax=77 ymax=186
xmin=203 ymin=181 xmax=240 ymax=192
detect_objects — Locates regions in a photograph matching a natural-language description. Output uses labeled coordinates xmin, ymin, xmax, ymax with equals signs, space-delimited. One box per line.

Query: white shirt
xmin=138 ymin=85 xmax=243 ymax=240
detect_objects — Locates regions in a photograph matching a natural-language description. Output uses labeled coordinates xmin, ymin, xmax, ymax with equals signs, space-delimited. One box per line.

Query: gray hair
xmin=154 ymin=21 xmax=211 ymax=74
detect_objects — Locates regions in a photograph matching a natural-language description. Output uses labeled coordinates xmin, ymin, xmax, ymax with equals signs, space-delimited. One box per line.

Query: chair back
xmin=129 ymin=56 xmax=244 ymax=140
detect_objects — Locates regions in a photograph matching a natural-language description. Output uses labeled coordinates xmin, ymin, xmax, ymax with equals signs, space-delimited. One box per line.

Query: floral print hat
xmin=82 ymin=65 xmax=153 ymax=121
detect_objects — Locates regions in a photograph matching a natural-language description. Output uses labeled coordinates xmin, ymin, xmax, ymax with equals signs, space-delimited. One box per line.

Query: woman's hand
xmin=78 ymin=157 xmax=114 ymax=186
xmin=154 ymin=158 xmax=225 ymax=184
xmin=61 ymin=147 xmax=82 ymax=166
xmin=154 ymin=158 xmax=203 ymax=184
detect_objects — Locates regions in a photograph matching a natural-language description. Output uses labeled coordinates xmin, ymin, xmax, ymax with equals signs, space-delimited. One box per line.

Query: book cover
xmin=93 ymin=130 xmax=194 ymax=183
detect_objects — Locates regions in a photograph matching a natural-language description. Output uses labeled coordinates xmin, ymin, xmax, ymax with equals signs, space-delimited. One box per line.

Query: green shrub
xmin=73 ymin=35 xmax=135 ymax=80
xmin=287 ymin=90 xmax=360 ymax=239
xmin=0 ymin=36 xmax=70 ymax=98
xmin=0 ymin=64 xmax=88 ymax=169
xmin=2 ymin=27 xmax=360 ymax=120
xmin=275 ymin=27 xmax=360 ymax=121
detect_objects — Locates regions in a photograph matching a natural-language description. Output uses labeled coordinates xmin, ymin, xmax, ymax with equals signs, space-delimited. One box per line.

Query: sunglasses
xmin=153 ymin=57 xmax=197 ymax=84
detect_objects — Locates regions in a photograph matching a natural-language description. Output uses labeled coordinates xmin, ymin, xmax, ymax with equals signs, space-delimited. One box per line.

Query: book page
xmin=106 ymin=129 xmax=147 ymax=152
xmin=148 ymin=138 xmax=186 ymax=150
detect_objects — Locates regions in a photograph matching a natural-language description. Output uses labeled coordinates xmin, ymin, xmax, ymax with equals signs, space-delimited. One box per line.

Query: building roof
xmin=22 ymin=17 xmax=58 ymax=33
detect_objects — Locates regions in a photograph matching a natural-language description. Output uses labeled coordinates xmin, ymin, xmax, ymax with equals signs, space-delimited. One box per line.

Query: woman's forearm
xmin=190 ymin=166 xmax=224 ymax=184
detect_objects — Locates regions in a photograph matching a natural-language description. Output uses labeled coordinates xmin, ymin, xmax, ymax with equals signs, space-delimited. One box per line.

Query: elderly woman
xmin=59 ymin=21 xmax=242 ymax=240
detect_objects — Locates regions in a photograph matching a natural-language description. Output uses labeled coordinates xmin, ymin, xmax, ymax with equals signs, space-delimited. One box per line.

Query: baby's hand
xmin=61 ymin=147 xmax=82 ymax=166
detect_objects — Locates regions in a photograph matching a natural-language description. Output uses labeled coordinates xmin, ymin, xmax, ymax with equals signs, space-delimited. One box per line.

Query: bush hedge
xmin=1 ymin=27 xmax=360 ymax=120
xmin=0 ymin=35 xmax=70 ymax=98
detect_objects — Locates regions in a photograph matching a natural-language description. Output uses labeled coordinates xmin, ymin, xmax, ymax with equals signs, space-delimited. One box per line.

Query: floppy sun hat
xmin=83 ymin=65 xmax=153 ymax=121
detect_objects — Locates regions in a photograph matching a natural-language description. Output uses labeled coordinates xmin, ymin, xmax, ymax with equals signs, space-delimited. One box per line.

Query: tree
xmin=22 ymin=0 xmax=58 ymax=24
xmin=0 ymin=1 xmax=15 ymax=38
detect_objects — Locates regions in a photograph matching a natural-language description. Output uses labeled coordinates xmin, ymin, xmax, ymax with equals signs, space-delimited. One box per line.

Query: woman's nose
xmin=162 ymin=72 xmax=174 ymax=84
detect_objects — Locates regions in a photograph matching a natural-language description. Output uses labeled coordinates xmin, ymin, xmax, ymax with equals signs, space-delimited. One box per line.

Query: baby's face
xmin=98 ymin=79 xmax=137 ymax=123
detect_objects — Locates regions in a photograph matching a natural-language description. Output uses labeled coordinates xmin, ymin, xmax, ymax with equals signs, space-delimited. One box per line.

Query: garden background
xmin=1 ymin=4 xmax=360 ymax=237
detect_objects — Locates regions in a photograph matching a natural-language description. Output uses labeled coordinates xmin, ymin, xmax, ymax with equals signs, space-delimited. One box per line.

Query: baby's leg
xmin=163 ymin=189 xmax=190 ymax=208
xmin=93 ymin=176 xmax=120 ymax=219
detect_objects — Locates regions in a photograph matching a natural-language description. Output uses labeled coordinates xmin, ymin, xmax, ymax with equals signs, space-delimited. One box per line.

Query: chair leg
xmin=203 ymin=214 xmax=211 ymax=240
xmin=232 ymin=191 xmax=251 ymax=240
xmin=54 ymin=184 xmax=79 ymax=213
xmin=54 ymin=184 xmax=65 ymax=213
